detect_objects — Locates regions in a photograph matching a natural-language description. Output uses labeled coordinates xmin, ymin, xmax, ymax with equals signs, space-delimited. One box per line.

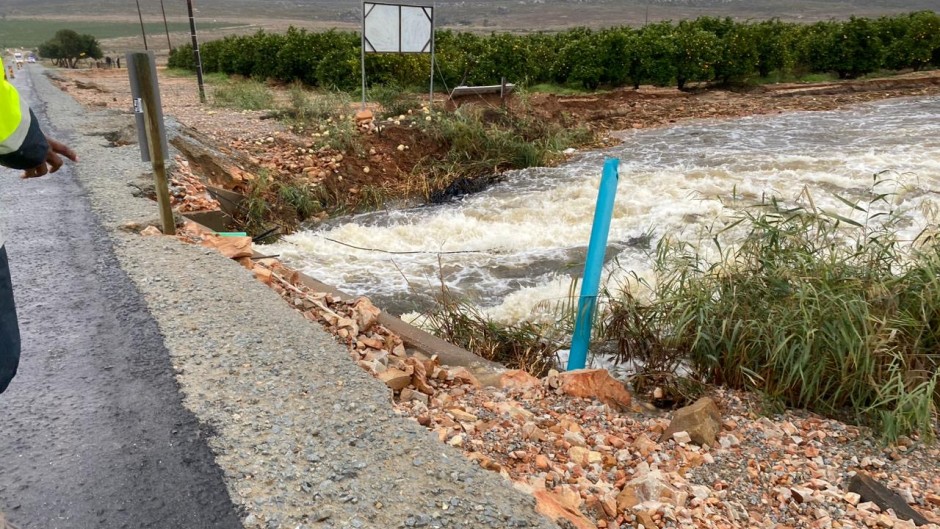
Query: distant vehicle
xmin=13 ymin=52 xmax=23 ymax=64
xmin=27 ymin=56 xmax=36 ymax=63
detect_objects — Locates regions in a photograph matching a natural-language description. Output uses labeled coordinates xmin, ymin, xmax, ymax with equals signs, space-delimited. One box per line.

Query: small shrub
xmin=282 ymin=85 xmax=352 ymax=121
xmin=370 ymin=83 xmax=421 ymax=119
xmin=240 ymin=171 xmax=272 ymax=234
xmin=422 ymin=284 xmax=562 ymax=377
xmin=415 ymin=105 xmax=593 ymax=200
xmin=357 ymin=185 xmax=387 ymax=211
xmin=279 ymin=183 xmax=321 ymax=219
xmin=211 ymin=79 xmax=275 ymax=111
xmin=316 ymin=118 xmax=362 ymax=153
xmin=604 ymin=180 xmax=940 ymax=440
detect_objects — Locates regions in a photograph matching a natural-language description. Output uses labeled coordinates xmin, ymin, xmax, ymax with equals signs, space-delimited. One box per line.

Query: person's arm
xmin=0 ymin=57 xmax=76 ymax=177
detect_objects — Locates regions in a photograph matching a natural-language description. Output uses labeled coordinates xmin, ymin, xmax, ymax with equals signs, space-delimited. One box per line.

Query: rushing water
xmin=266 ymin=96 xmax=940 ymax=322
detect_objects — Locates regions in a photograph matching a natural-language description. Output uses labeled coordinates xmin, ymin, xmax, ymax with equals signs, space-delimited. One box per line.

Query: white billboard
xmin=363 ymin=2 xmax=433 ymax=53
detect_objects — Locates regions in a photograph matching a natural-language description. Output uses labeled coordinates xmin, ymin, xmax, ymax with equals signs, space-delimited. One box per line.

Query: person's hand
xmin=22 ymin=138 xmax=78 ymax=179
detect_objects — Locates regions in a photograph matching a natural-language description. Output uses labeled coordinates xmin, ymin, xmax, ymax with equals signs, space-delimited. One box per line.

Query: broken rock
xmin=351 ymin=297 xmax=381 ymax=332
xmin=498 ymin=369 xmax=542 ymax=392
xmin=556 ymin=369 xmax=632 ymax=410
xmin=531 ymin=489 xmax=595 ymax=529
xmin=355 ymin=109 xmax=374 ymax=123
xmin=200 ymin=235 xmax=253 ymax=259
xmin=659 ymin=396 xmax=721 ymax=447
xmin=378 ymin=368 xmax=412 ymax=391
xmin=848 ymin=472 xmax=931 ymax=526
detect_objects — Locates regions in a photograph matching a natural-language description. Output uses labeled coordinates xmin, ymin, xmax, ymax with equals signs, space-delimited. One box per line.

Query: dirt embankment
xmin=51 ymin=66 xmax=940 ymax=231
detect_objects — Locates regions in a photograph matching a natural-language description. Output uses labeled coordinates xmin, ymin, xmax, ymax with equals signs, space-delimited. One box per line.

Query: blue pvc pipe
xmin=567 ymin=158 xmax=620 ymax=370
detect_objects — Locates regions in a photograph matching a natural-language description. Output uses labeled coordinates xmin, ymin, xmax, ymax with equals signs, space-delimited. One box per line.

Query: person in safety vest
xmin=0 ymin=56 xmax=77 ymax=394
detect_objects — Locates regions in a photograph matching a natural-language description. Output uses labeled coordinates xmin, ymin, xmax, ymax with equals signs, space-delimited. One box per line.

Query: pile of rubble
xmin=254 ymin=256 xmax=487 ymax=398
xmin=168 ymin=156 xmax=221 ymax=212
xmin=219 ymin=110 xmax=383 ymax=187
xmin=166 ymin=223 xmax=940 ymax=529
xmin=396 ymin=380 xmax=940 ymax=529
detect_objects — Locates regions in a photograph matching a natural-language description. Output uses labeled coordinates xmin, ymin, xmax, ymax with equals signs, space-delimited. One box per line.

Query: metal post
xmin=429 ymin=3 xmax=435 ymax=109
xmin=160 ymin=0 xmax=172 ymax=51
xmin=187 ymin=0 xmax=207 ymax=103
xmin=360 ymin=1 xmax=367 ymax=110
xmin=136 ymin=0 xmax=149 ymax=50
xmin=567 ymin=158 xmax=620 ymax=370
xmin=130 ymin=52 xmax=176 ymax=235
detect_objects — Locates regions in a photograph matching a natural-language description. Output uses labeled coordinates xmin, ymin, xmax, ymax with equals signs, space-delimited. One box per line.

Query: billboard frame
xmin=360 ymin=1 xmax=436 ymax=109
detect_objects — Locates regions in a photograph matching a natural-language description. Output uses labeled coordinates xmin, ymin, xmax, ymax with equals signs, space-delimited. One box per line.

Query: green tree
xmin=752 ymin=20 xmax=794 ymax=78
xmin=549 ymin=27 xmax=595 ymax=85
xmin=38 ymin=29 xmax=102 ymax=68
xmin=599 ymin=28 xmax=636 ymax=87
xmin=435 ymin=30 xmax=484 ymax=87
xmin=557 ymin=30 xmax=605 ymax=90
xmin=634 ymin=22 xmax=677 ymax=88
xmin=794 ymin=22 xmax=837 ymax=75
xmin=671 ymin=22 xmax=719 ymax=90
xmin=884 ymin=11 xmax=940 ymax=71
xmin=831 ymin=17 xmax=885 ymax=78
xmin=316 ymin=47 xmax=359 ymax=90
xmin=713 ymin=22 xmax=759 ymax=84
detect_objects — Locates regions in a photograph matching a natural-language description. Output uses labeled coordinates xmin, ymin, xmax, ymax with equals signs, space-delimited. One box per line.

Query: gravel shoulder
xmin=30 ymin=67 xmax=557 ymax=529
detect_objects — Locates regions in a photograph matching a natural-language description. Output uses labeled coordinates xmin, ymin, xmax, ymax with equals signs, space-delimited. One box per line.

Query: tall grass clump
xmin=370 ymin=83 xmax=421 ymax=118
xmin=211 ymin=79 xmax=276 ymax=111
xmin=414 ymin=105 xmax=592 ymax=200
xmin=421 ymin=285 xmax=563 ymax=377
xmin=282 ymin=84 xmax=353 ymax=121
xmin=235 ymin=172 xmax=324 ymax=235
xmin=605 ymin=181 xmax=939 ymax=440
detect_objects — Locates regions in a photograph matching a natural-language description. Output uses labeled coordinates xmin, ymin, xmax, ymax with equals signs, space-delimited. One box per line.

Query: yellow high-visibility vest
xmin=0 ymin=56 xmax=32 ymax=156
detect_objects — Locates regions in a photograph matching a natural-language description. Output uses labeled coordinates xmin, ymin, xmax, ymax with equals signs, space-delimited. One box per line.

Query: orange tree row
xmin=168 ymin=11 xmax=940 ymax=91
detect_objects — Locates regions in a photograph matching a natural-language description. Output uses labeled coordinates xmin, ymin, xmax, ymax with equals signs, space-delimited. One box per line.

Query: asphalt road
xmin=0 ymin=67 xmax=242 ymax=528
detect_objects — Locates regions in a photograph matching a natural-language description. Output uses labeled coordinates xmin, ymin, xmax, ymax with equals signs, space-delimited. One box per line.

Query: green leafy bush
xmin=211 ymin=79 xmax=275 ymax=110
xmin=165 ymin=12 xmax=940 ymax=93
xmin=605 ymin=182 xmax=940 ymax=440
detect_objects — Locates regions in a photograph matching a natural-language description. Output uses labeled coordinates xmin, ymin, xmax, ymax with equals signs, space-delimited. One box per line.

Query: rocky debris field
xmin=168 ymin=223 xmax=940 ymax=529
xmin=49 ymin=62 xmax=940 ymax=529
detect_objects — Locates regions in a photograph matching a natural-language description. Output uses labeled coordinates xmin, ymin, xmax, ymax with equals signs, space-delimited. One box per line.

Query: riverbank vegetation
xmin=169 ymin=12 xmax=940 ymax=91
xmin=420 ymin=182 xmax=940 ymax=441
xmin=606 ymin=183 xmax=939 ymax=440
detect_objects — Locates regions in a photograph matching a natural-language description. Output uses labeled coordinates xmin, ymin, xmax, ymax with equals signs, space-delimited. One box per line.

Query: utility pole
xmin=136 ymin=0 xmax=149 ymax=50
xmin=187 ymin=0 xmax=207 ymax=103
xmin=160 ymin=0 xmax=172 ymax=51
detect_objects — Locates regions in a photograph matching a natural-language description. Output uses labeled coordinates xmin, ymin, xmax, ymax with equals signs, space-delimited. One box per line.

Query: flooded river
xmin=267 ymin=96 xmax=940 ymax=322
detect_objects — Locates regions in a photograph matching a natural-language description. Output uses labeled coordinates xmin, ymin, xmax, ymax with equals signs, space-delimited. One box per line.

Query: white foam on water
xmin=265 ymin=96 xmax=940 ymax=321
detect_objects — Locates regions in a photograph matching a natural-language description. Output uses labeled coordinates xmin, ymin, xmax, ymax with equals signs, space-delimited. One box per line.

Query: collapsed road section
xmin=7 ymin=66 xmax=558 ymax=529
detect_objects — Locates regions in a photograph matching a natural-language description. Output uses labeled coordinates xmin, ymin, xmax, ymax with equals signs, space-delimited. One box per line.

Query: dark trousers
xmin=0 ymin=245 xmax=21 ymax=394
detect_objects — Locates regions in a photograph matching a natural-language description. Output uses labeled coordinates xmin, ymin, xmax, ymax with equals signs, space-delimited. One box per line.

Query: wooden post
xmin=131 ymin=53 xmax=176 ymax=235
